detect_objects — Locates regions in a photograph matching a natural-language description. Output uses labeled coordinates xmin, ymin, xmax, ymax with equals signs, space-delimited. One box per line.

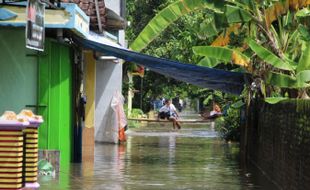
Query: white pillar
xmin=127 ymin=72 xmax=133 ymax=117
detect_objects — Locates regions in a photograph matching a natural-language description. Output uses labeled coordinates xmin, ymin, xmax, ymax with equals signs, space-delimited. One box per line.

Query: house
xmin=0 ymin=0 xmax=126 ymax=168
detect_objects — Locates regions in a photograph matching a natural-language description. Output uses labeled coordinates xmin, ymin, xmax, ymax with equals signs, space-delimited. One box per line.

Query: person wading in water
xmin=158 ymin=99 xmax=181 ymax=129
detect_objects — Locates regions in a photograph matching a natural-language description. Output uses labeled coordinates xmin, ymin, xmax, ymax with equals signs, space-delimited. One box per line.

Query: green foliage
xmin=202 ymin=90 xmax=227 ymax=106
xmin=266 ymin=72 xmax=298 ymax=88
xmin=122 ymin=81 xmax=134 ymax=97
xmin=225 ymin=4 xmax=252 ymax=23
xmin=228 ymin=31 xmax=246 ymax=47
xmin=265 ymin=42 xmax=310 ymax=89
xmin=131 ymin=108 xmax=144 ymax=117
xmin=124 ymin=105 xmax=144 ymax=118
xmin=296 ymin=7 xmax=310 ymax=18
xmin=127 ymin=0 xmax=219 ymax=112
xmin=193 ymin=46 xmax=233 ymax=62
xmin=124 ymin=106 xmax=144 ymax=128
xmin=198 ymin=57 xmax=221 ymax=67
xmin=128 ymin=0 xmax=310 ymax=100
xmin=126 ymin=0 xmax=172 ymax=44
xmin=297 ymin=42 xmax=310 ymax=73
xmin=129 ymin=0 xmax=207 ymax=52
xmin=265 ymin=97 xmax=288 ymax=104
xmin=298 ymin=25 xmax=310 ymax=41
xmin=247 ymin=38 xmax=295 ymax=71
xmin=216 ymin=107 xmax=241 ymax=142
xmin=193 ymin=45 xmax=249 ymax=64
xmin=230 ymin=100 xmax=245 ymax=108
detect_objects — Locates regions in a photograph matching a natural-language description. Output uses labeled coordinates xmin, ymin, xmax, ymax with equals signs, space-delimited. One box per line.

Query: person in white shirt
xmin=158 ymin=99 xmax=181 ymax=129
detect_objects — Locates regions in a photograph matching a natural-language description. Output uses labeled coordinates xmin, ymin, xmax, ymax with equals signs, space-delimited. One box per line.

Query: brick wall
xmin=243 ymin=99 xmax=310 ymax=190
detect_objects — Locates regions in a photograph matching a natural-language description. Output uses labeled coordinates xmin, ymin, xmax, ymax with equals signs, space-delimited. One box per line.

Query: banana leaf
xmin=296 ymin=70 xmax=310 ymax=87
xmin=265 ymin=0 xmax=310 ymax=27
xmin=298 ymin=25 xmax=310 ymax=41
xmin=193 ymin=46 xmax=249 ymax=67
xmin=197 ymin=15 xmax=219 ymax=39
xmin=193 ymin=46 xmax=232 ymax=61
xmin=198 ymin=57 xmax=221 ymax=67
xmin=266 ymin=72 xmax=297 ymax=88
xmin=199 ymin=15 xmax=219 ymax=38
xmin=231 ymin=100 xmax=245 ymax=108
xmin=130 ymin=0 xmax=223 ymax=52
xmin=247 ymin=39 xmax=295 ymax=71
xmin=296 ymin=42 xmax=310 ymax=73
xmin=267 ymin=71 xmax=310 ymax=89
xmin=264 ymin=97 xmax=288 ymax=104
xmin=296 ymin=7 xmax=310 ymax=17
xmin=225 ymin=4 xmax=252 ymax=23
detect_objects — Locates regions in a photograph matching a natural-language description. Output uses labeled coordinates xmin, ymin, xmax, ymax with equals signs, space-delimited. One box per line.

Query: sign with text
xmin=26 ymin=0 xmax=45 ymax=51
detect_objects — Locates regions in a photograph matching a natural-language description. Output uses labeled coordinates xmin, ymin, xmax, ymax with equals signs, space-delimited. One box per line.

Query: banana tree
xmin=128 ymin=0 xmax=217 ymax=77
xmin=194 ymin=17 xmax=310 ymax=99
xmin=129 ymin=0 xmax=224 ymax=52
xmin=129 ymin=0 xmax=310 ymax=99
xmin=130 ymin=0 xmax=310 ymax=55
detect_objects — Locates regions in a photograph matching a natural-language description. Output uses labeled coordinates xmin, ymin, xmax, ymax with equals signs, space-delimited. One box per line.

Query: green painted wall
xmin=38 ymin=40 xmax=72 ymax=166
xmin=0 ymin=28 xmax=37 ymax=113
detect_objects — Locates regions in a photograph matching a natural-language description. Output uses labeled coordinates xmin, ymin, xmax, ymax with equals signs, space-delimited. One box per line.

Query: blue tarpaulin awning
xmin=74 ymin=36 xmax=249 ymax=95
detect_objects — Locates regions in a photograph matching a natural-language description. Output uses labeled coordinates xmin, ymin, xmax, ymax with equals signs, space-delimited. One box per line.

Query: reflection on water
xmin=38 ymin=123 xmax=277 ymax=190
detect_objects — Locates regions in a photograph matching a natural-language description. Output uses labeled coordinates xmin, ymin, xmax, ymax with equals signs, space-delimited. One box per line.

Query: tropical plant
xmin=129 ymin=0 xmax=222 ymax=52
xmin=130 ymin=0 xmax=310 ymax=100
xmin=216 ymin=106 xmax=241 ymax=142
xmin=127 ymin=0 xmax=310 ymax=141
xmin=193 ymin=2 xmax=310 ymax=98
xmin=126 ymin=0 xmax=217 ymax=112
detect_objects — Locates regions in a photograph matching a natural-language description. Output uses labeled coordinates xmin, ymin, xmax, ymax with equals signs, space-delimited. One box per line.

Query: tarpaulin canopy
xmin=74 ymin=36 xmax=249 ymax=95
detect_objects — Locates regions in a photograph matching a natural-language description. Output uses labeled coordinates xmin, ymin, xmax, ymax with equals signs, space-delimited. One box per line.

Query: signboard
xmin=26 ymin=0 xmax=45 ymax=51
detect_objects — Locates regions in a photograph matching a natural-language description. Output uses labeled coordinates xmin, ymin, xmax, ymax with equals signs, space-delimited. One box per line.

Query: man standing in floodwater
xmin=158 ymin=99 xmax=181 ymax=129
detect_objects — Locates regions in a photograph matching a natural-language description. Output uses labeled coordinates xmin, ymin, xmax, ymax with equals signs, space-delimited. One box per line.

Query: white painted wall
xmin=105 ymin=0 xmax=126 ymax=47
xmin=95 ymin=60 xmax=122 ymax=142
xmin=94 ymin=0 xmax=125 ymax=143
xmin=104 ymin=0 xmax=120 ymax=14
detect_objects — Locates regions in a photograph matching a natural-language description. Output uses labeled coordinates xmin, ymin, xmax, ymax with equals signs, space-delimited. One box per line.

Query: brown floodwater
xmin=38 ymin=122 xmax=278 ymax=190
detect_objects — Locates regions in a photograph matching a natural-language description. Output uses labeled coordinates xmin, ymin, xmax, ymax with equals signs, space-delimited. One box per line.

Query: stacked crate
xmin=0 ymin=123 xmax=27 ymax=190
xmin=24 ymin=122 xmax=41 ymax=188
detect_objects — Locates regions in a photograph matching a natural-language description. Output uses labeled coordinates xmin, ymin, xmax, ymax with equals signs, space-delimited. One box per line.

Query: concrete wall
xmin=104 ymin=0 xmax=126 ymax=47
xmin=0 ymin=28 xmax=37 ymax=113
xmin=94 ymin=0 xmax=124 ymax=142
xmin=95 ymin=60 xmax=122 ymax=142
xmin=105 ymin=0 xmax=121 ymax=14
xmin=244 ymin=99 xmax=310 ymax=190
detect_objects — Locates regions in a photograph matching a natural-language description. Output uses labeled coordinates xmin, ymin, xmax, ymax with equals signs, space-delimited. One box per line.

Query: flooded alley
xmin=38 ymin=121 xmax=277 ymax=190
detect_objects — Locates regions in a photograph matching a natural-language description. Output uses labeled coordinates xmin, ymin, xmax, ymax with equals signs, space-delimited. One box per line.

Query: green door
xmin=38 ymin=40 xmax=72 ymax=166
